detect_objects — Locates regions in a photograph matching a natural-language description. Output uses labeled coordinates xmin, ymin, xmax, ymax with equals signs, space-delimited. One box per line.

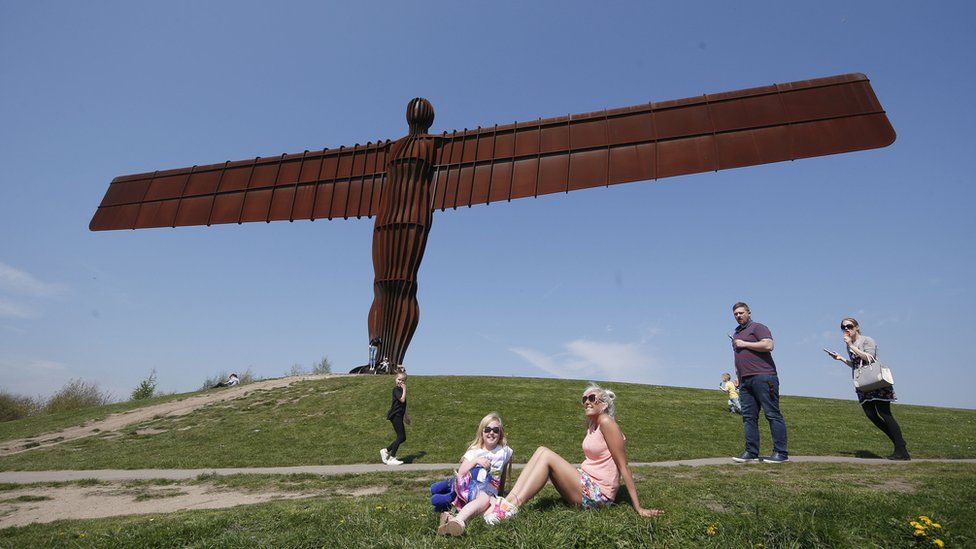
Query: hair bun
xmin=603 ymin=389 xmax=616 ymax=402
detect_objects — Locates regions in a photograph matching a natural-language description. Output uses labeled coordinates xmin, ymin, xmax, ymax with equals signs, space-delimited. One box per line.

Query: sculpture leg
xmin=368 ymin=157 xmax=433 ymax=367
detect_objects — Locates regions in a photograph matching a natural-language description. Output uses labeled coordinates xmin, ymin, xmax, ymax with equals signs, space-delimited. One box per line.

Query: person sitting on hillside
xmin=435 ymin=413 xmax=514 ymax=536
xmin=212 ymin=373 xmax=239 ymax=388
xmin=482 ymin=384 xmax=664 ymax=524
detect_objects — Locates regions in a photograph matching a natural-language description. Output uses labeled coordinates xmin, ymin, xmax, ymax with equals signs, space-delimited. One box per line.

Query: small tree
xmin=312 ymin=355 xmax=332 ymax=374
xmin=287 ymin=363 xmax=308 ymax=376
xmin=130 ymin=369 xmax=157 ymax=400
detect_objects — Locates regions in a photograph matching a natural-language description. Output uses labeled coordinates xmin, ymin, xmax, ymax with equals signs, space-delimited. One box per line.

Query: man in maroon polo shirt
xmin=730 ymin=302 xmax=789 ymax=463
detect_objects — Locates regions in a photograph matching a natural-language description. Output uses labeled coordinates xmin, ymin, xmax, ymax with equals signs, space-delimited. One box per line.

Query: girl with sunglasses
xmin=435 ymin=413 xmax=514 ymax=536
xmin=828 ymin=318 xmax=910 ymax=460
xmin=483 ymin=384 xmax=664 ymax=525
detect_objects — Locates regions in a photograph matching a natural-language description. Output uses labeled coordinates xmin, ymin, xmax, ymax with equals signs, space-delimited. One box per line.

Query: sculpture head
xmin=406 ymin=97 xmax=434 ymax=135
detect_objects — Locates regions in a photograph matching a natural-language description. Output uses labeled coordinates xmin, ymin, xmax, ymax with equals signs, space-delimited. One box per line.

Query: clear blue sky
xmin=1 ymin=2 xmax=973 ymax=409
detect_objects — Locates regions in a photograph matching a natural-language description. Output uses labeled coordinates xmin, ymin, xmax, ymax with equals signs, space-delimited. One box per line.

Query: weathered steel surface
xmin=89 ymin=142 xmax=391 ymax=231
xmin=90 ymin=73 xmax=893 ymax=232
xmin=90 ymin=73 xmax=895 ymax=369
xmin=432 ymin=73 xmax=894 ymax=208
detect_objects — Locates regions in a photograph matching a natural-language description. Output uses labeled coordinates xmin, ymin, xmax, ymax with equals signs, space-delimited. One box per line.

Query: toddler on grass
xmin=720 ymin=372 xmax=741 ymax=414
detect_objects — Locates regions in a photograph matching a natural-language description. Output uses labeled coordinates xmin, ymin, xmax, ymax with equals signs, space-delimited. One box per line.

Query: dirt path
xmin=0 ymin=482 xmax=387 ymax=528
xmin=0 ymin=374 xmax=335 ymax=457
xmin=2 ymin=457 xmax=973 ymax=528
xmin=3 ymin=456 xmax=974 ymax=484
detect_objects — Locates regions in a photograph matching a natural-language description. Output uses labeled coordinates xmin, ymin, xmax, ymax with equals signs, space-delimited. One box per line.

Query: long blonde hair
xmin=467 ymin=412 xmax=507 ymax=450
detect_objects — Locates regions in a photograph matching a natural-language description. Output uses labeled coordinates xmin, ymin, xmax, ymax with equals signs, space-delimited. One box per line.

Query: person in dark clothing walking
xmin=827 ymin=317 xmax=910 ymax=460
xmin=380 ymin=371 xmax=408 ymax=466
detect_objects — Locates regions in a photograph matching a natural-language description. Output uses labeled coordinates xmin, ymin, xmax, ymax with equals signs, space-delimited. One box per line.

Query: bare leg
xmin=508 ymin=446 xmax=582 ymax=507
xmin=454 ymin=493 xmax=492 ymax=524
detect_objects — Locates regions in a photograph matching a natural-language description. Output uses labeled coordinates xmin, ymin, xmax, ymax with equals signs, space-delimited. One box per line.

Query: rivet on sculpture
xmin=90 ymin=73 xmax=896 ymax=372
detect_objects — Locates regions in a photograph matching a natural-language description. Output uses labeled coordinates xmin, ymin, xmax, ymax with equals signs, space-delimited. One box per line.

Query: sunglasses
xmin=483 ymin=426 xmax=501 ymax=434
xmin=841 ymin=324 xmax=856 ymax=330
xmin=582 ymin=394 xmax=600 ymax=404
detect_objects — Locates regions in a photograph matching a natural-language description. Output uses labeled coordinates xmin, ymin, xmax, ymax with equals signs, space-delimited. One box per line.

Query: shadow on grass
xmin=399 ymin=451 xmax=427 ymax=464
xmin=840 ymin=450 xmax=884 ymax=459
xmin=531 ymin=496 xmax=570 ymax=511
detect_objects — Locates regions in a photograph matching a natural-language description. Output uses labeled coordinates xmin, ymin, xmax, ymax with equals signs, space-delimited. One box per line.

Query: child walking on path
xmin=380 ymin=372 xmax=408 ymax=466
xmin=434 ymin=413 xmax=514 ymax=536
xmin=720 ymin=373 xmax=741 ymax=414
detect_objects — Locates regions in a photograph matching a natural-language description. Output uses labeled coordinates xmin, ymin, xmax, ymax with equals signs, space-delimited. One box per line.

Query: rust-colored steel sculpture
xmin=91 ymin=73 xmax=896 ymax=370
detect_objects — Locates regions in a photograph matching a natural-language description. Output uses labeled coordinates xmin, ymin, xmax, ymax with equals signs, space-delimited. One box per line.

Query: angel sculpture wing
xmin=90 ymin=73 xmax=894 ymax=232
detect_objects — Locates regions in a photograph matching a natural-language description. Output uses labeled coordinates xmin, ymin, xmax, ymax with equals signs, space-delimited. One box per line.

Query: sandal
xmin=437 ymin=517 xmax=465 ymax=537
xmin=484 ymin=496 xmax=519 ymax=525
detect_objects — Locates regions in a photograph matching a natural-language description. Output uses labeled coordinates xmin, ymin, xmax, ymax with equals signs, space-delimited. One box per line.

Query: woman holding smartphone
xmin=826 ymin=318 xmax=910 ymax=460
xmin=380 ymin=371 xmax=408 ymax=466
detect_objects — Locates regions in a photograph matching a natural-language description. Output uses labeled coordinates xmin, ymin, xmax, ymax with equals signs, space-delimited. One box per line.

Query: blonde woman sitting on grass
xmin=435 ymin=413 xmax=513 ymax=536
xmin=484 ymin=383 xmax=664 ymax=522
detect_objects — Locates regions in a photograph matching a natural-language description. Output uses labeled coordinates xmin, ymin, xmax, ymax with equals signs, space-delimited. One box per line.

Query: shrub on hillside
xmin=287 ymin=363 xmax=308 ymax=376
xmin=0 ymin=390 xmax=41 ymax=422
xmin=312 ymin=356 xmax=332 ymax=374
xmin=44 ymin=379 xmax=113 ymax=414
xmin=130 ymin=369 xmax=157 ymax=401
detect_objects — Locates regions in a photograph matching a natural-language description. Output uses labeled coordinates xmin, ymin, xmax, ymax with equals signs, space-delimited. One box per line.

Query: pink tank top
xmin=580 ymin=422 xmax=621 ymax=499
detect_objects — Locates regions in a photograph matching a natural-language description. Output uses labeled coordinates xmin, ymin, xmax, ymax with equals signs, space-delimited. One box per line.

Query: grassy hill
xmin=1 ymin=375 xmax=974 ymax=470
xmin=1 ymin=375 xmax=974 ymax=547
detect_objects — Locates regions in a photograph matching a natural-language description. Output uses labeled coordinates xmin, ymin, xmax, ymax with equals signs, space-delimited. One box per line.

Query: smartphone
xmin=728 ymin=334 xmax=734 ymax=340
xmin=822 ymin=348 xmax=838 ymax=358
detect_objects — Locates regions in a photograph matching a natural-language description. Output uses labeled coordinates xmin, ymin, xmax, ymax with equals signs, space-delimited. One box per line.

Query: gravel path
xmin=2 ymin=456 xmax=973 ymax=483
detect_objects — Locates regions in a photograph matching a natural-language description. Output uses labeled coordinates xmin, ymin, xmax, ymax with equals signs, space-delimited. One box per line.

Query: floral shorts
xmin=578 ymin=468 xmax=612 ymax=510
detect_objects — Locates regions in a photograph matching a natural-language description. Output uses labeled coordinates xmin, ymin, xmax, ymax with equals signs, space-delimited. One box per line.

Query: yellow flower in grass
xmin=933 ymin=539 xmax=944 ymax=548
xmin=932 ymin=523 xmax=942 ymax=529
xmin=706 ymin=524 xmax=718 ymax=536
xmin=911 ymin=521 xmax=924 ymax=529
xmin=920 ymin=516 xmax=933 ymax=525
xmin=915 ymin=529 xmax=927 ymax=537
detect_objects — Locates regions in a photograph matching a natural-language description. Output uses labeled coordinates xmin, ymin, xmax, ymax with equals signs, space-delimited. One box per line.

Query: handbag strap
xmin=850 ymin=340 xmax=877 ymax=365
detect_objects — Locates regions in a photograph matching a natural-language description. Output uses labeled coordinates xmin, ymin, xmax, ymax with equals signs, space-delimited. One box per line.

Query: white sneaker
xmin=386 ymin=457 xmax=403 ymax=466
xmin=380 ymin=448 xmax=389 ymax=464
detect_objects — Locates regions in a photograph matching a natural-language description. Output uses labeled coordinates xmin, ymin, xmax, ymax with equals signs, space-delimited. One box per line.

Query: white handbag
xmin=853 ymin=356 xmax=894 ymax=392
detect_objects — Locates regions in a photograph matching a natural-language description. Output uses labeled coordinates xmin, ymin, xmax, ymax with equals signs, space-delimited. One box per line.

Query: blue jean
xmin=739 ymin=374 xmax=788 ymax=456
xmin=430 ymin=478 xmax=455 ymax=512
xmin=728 ymin=397 xmax=742 ymax=414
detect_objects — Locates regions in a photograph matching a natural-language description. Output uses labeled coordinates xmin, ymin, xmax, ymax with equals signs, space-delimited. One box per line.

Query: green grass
xmin=0 ymin=463 xmax=971 ymax=547
xmin=1 ymin=376 xmax=973 ymax=471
